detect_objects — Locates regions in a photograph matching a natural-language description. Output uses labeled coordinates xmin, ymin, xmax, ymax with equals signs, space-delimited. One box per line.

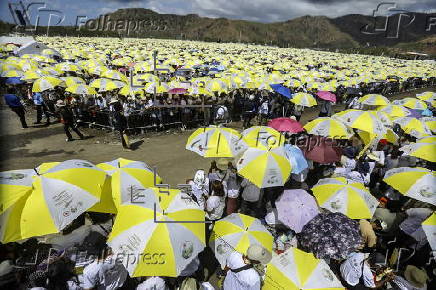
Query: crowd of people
xmin=1 ymin=37 xmax=435 ymax=290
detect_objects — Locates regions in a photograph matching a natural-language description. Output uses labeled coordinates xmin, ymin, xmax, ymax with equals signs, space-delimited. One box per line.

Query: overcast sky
xmin=1 ymin=0 xmax=435 ymax=26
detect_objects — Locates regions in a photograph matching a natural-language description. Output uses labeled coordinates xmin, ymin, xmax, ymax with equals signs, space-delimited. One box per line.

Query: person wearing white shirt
xmin=136 ymin=276 xmax=168 ymax=290
xmin=223 ymin=252 xmax=260 ymax=290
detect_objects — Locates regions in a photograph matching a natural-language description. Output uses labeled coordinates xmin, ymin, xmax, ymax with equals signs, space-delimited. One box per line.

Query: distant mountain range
xmin=1 ymin=8 xmax=435 ymax=51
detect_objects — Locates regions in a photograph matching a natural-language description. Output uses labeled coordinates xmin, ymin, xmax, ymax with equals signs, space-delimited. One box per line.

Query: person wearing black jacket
xmin=110 ymin=99 xmax=130 ymax=150
xmin=56 ymin=100 xmax=84 ymax=142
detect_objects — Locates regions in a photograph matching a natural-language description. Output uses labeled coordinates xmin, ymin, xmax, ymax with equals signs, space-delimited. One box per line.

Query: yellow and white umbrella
xmin=416 ymin=92 xmax=436 ymax=102
xmin=422 ymin=213 xmax=436 ymax=250
xmin=65 ymin=84 xmax=97 ymax=95
xmin=32 ymin=76 xmax=64 ymax=92
xmin=97 ymin=158 xmax=162 ymax=208
xmin=236 ymin=147 xmax=291 ymax=188
xmin=55 ymin=62 xmax=81 ymax=73
xmin=303 ymin=117 xmax=352 ymax=139
xmin=101 ymin=69 xmax=128 ymax=82
xmin=242 ymin=126 xmax=285 ymax=150
xmin=186 ymin=127 xmax=247 ymax=158
xmin=393 ymin=117 xmax=431 ymax=138
xmin=1 ymin=69 xmax=24 ymax=78
xmin=20 ymin=160 xmax=107 ymax=240
xmin=383 ymin=167 xmax=435 ymax=206
xmin=291 ymin=92 xmax=317 ymax=107
xmin=210 ymin=213 xmax=273 ymax=267
xmin=333 ymin=110 xmax=386 ymax=136
xmin=422 ymin=117 xmax=436 ymax=133
xmin=416 ymin=136 xmax=436 ymax=144
xmin=394 ymin=97 xmax=427 ymax=110
xmin=376 ymin=105 xmax=409 ymax=118
xmin=119 ymin=85 xmax=144 ymax=96
xmin=90 ymin=78 xmax=125 ymax=92
xmin=0 ymin=169 xmax=35 ymax=243
xmin=312 ymin=177 xmax=379 ymax=219
xmin=399 ymin=142 xmax=436 ymax=163
xmin=264 ymin=248 xmax=344 ymax=290
xmin=107 ymin=188 xmax=205 ymax=277
xmin=358 ymin=94 xmax=389 ymax=106
xmin=60 ymin=76 xmax=86 ymax=87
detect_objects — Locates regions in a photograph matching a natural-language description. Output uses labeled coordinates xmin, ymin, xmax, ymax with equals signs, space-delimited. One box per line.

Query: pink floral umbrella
xmin=268 ymin=117 xmax=304 ymax=133
xmin=317 ymin=91 xmax=336 ymax=102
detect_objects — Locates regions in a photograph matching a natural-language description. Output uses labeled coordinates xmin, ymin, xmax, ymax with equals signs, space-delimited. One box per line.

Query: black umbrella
xmin=297 ymin=211 xmax=362 ymax=260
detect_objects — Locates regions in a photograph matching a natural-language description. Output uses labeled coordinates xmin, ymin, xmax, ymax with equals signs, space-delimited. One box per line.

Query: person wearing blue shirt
xmin=32 ymin=92 xmax=50 ymax=124
xmin=4 ymin=88 xmax=28 ymax=128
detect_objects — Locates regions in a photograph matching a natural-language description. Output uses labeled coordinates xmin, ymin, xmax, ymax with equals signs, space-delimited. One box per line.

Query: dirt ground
xmin=1 ymin=87 xmax=434 ymax=186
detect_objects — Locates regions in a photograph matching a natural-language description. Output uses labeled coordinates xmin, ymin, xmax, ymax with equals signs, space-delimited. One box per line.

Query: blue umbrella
xmin=4 ymin=77 xmax=24 ymax=85
xmin=270 ymin=83 xmax=292 ymax=99
xmin=284 ymin=144 xmax=309 ymax=174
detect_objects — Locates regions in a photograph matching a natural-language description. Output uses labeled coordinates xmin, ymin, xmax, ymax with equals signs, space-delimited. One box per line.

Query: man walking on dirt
xmin=4 ymin=87 xmax=28 ymax=129
xmin=56 ymin=100 xmax=84 ymax=142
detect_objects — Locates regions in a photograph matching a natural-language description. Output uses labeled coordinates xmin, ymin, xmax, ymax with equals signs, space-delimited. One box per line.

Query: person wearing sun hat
xmin=391 ymin=265 xmax=429 ymax=290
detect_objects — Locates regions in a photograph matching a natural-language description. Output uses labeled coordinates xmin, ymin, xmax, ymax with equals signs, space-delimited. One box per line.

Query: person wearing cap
xmin=56 ymin=99 xmax=84 ymax=142
xmin=222 ymin=245 xmax=272 ymax=290
xmin=391 ymin=265 xmax=428 ymax=290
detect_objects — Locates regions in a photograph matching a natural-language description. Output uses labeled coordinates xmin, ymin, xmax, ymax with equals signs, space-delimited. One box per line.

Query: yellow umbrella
xmin=20 ymin=160 xmax=107 ymax=240
xmin=396 ymin=97 xmax=427 ymax=110
xmin=376 ymin=105 xmax=409 ymax=118
xmin=358 ymin=94 xmax=390 ymax=106
xmin=422 ymin=213 xmax=436 ymax=250
xmin=0 ymin=169 xmax=35 ymax=243
xmin=236 ymin=147 xmax=291 ymax=188
xmin=393 ymin=117 xmax=431 ymax=138
xmin=107 ymin=188 xmax=205 ymax=277
xmin=312 ymin=177 xmax=379 ymax=219
xmin=65 ymin=84 xmax=97 ymax=95
xmin=291 ymin=92 xmax=317 ymax=107
xmin=32 ymin=76 xmax=64 ymax=92
xmin=186 ymin=127 xmax=247 ymax=158
xmin=303 ymin=117 xmax=352 ymax=139
xmin=384 ymin=167 xmax=435 ymax=206
xmin=264 ymin=248 xmax=345 ymax=290
xmin=242 ymin=126 xmax=285 ymax=150
xmin=210 ymin=213 xmax=273 ymax=268
xmin=399 ymin=142 xmax=436 ymax=163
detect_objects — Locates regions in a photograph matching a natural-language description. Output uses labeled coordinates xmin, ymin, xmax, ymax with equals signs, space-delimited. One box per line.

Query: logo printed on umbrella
xmin=181 ymin=241 xmax=194 ymax=259
xmin=322 ymin=269 xmax=335 ymax=281
xmin=0 ymin=173 xmax=26 ymax=180
xmin=74 ymin=161 xmax=93 ymax=168
xmin=419 ymin=186 xmax=433 ymax=198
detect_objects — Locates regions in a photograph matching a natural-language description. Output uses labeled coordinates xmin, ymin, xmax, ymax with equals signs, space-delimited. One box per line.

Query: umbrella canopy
xmin=242 ymin=126 xmax=284 ymax=150
xmin=108 ymin=188 xmax=205 ymax=277
xmin=316 ymin=91 xmax=336 ymax=102
xmin=4 ymin=77 xmax=24 ymax=85
xmin=264 ymin=248 xmax=344 ymax=290
xmin=422 ymin=212 xmax=436 ymax=251
xmin=97 ymin=158 xmax=162 ymax=209
xmin=32 ymin=76 xmax=64 ymax=92
xmin=395 ymin=97 xmax=427 ymax=110
xmin=312 ymin=177 xmax=379 ymax=219
xmin=236 ymin=147 xmax=291 ymax=188
xmin=20 ymin=160 xmax=106 ymax=240
xmin=298 ymin=212 xmax=362 ymax=260
xmin=90 ymin=78 xmax=125 ymax=91
xmin=393 ymin=117 xmax=431 ymax=138
xmin=276 ymin=189 xmax=319 ymax=233
xmin=399 ymin=142 xmax=436 ymax=163
xmin=186 ymin=127 xmax=247 ymax=158
xmin=270 ymin=83 xmax=292 ymax=99
xmin=299 ymin=136 xmax=342 ymax=164
xmin=333 ymin=109 xmax=386 ymax=136
xmin=303 ymin=117 xmax=352 ymax=139
xmin=358 ymin=128 xmax=399 ymax=146
xmin=101 ymin=69 xmax=128 ymax=82
xmin=416 ymin=92 xmax=436 ymax=102
xmin=210 ymin=213 xmax=273 ymax=268
xmin=0 ymin=169 xmax=36 ymax=243
xmin=119 ymin=85 xmax=144 ymax=96
xmin=383 ymin=167 xmax=435 ymax=206
xmin=60 ymin=76 xmax=86 ymax=86
xmin=416 ymin=136 xmax=436 ymax=143
xmin=268 ymin=117 xmax=304 ymax=133
xmin=376 ymin=105 xmax=409 ymax=118
xmin=291 ymin=92 xmax=317 ymax=107
xmin=358 ymin=94 xmax=389 ymax=106
xmin=65 ymin=84 xmax=97 ymax=95
xmin=283 ymin=144 xmax=309 ymax=174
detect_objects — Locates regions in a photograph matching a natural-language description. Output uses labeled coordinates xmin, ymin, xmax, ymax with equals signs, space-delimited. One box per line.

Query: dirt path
xmin=1 ymin=87 xmax=434 ymax=186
